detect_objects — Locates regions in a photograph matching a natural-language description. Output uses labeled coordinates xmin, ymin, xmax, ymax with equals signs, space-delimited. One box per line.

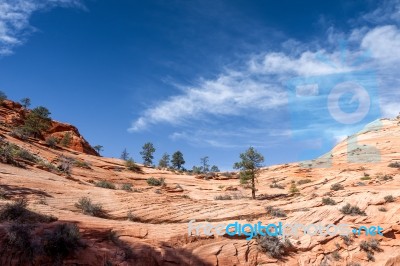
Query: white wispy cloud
xmin=129 ymin=72 xmax=287 ymax=131
xmin=0 ymin=0 xmax=84 ymax=55
xmin=129 ymin=1 xmax=400 ymax=149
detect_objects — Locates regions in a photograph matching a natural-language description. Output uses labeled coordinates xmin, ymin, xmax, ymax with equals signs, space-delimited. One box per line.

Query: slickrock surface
xmin=0 ymin=101 xmax=400 ymax=265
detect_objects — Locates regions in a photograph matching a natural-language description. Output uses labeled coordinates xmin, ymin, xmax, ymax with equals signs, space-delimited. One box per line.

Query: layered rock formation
xmin=0 ymin=103 xmax=400 ymax=265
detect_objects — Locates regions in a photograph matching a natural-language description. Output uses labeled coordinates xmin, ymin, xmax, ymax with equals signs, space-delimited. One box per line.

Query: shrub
xmin=297 ymin=179 xmax=312 ymax=185
xmin=4 ymin=223 xmax=34 ymax=263
xmin=95 ymin=180 xmax=115 ymax=189
xmin=9 ymin=127 xmax=29 ymax=140
xmin=58 ymin=155 xmax=74 ymax=175
xmin=380 ymin=175 xmax=393 ymax=181
xmin=0 ymin=199 xmax=57 ymax=223
xmin=127 ymin=211 xmax=139 ymax=221
xmin=121 ymin=183 xmax=132 ymax=191
xmin=265 ymin=206 xmax=287 ymax=217
xmin=21 ymin=106 xmax=52 ymax=138
xmin=322 ymin=197 xmax=336 ymax=205
xmin=0 ymin=142 xmax=19 ymax=165
xmin=46 ymin=136 xmax=58 ymax=148
xmin=388 ymin=161 xmax=400 ymax=168
xmin=360 ymin=176 xmax=371 ymax=180
xmin=60 ymin=132 xmax=72 ymax=147
xmin=214 ymin=195 xmax=232 ymax=200
xmin=340 ymin=203 xmax=366 ymax=216
xmin=15 ymin=148 xmax=38 ymax=163
xmin=341 ymin=235 xmax=353 ymax=246
xmin=330 ymin=183 xmax=344 ymax=191
xmin=0 ymin=189 xmax=7 ymax=199
xmin=256 ymin=235 xmax=293 ymax=259
xmin=347 ymin=263 xmax=361 ymax=266
xmin=289 ymin=183 xmax=299 ymax=194
xmin=20 ymin=97 xmax=31 ymax=108
xmin=74 ymin=160 xmax=91 ymax=169
xmin=366 ymin=251 xmax=374 ymax=261
xmin=331 ymin=250 xmax=341 ymax=261
xmin=378 ymin=207 xmax=387 ymax=212
xmin=75 ymin=197 xmax=104 ymax=217
xmin=43 ymin=223 xmax=82 ymax=262
xmin=270 ymin=179 xmax=285 ymax=189
xmin=38 ymin=160 xmax=59 ymax=173
xmin=126 ymin=158 xmax=141 ymax=172
xmin=220 ymin=172 xmax=233 ymax=177
xmin=384 ymin=195 xmax=395 ymax=203
xmin=146 ymin=177 xmax=165 ymax=186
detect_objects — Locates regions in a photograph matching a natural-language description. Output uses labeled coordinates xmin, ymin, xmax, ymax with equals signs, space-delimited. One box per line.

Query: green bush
xmin=21 ymin=106 xmax=52 ymax=138
xmin=214 ymin=195 xmax=232 ymax=200
xmin=60 ymin=132 xmax=72 ymax=147
xmin=0 ymin=142 xmax=19 ymax=166
xmin=330 ymin=183 xmax=344 ymax=191
xmin=38 ymin=160 xmax=59 ymax=173
xmin=384 ymin=195 xmax=395 ymax=202
xmin=127 ymin=211 xmax=139 ymax=221
xmin=4 ymin=223 xmax=34 ymax=263
xmin=388 ymin=162 xmax=400 ymax=168
xmin=121 ymin=183 xmax=132 ymax=191
xmin=95 ymin=180 xmax=115 ymax=189
xmin=15 ymin=148 xmax=38 ymax=163
xmin=46 ymin=136 xmax=58 ymax=148
xmin=146 ymin=177 xmax=165 ymax=186
xmin=9 ymin=127 xmax=29 ymax=140
xmin=289 ymin=182 xmax=299 ymax=193
xmin=340 ymin=203 xmax=366 ymax=216
xmin=57 ymin=155 xmax=74 ymax=175
xmin=331 ymin=250 xmax=341 ymax=261
xmin=75 ymin=197 xmax=104 ymax=217
xmin=380 ymin=175 xmax=393 ymax=181
xmin=0 ymin=199 xmax=57 ymax=223
xmin=322 ymin=197 xmax=337 ymax=205
xmin=297 ymin=179 xmax=312 ymax=185
xmin=43 ymin=223 xmax=82 ymax=262
xmin=265 ymin=206 xmax=287 ymax=217
xmin=360 ymin=239 xmax=381 ymax=252
xmin=74 ymin=160 xmax=91 ymax=169
xmin=126 ymin=158 xmax=141 ymax=172
xmin=256 ymin=235 xmax=293 ymax=259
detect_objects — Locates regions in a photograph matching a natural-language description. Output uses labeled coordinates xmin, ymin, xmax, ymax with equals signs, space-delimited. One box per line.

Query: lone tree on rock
xmin=140 ymin=142 xmax=155 ymax=166
xmin=171 ymin=151 xmax=185 ymax=170
xmin=21 ymin=106 xmax=52 ymax=138
xmin=158 ymin=152 xmax=170 ymax=168
xmin=234 ymin=147 xmax=264 ymax=199
xmin=20 ymin=97 xmax=31 ymax=108
xmin=120 ymin=148 xmax=129 ymax=161
xmin=93 ymin=145 xmax=103 ymax=155
xmin=200 ymin=156 xmax=210 ymax=173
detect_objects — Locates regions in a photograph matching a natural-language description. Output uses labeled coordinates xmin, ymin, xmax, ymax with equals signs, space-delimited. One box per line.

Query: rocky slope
xmin=0 ymin=100 xmax=98 ymax=155
xmin=0 ymin=101 xmax=400 ymax=265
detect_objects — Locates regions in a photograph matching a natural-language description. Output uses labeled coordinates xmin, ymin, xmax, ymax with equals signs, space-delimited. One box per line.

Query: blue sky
xmin=1 ymin=0 xmax=399 ymax=170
